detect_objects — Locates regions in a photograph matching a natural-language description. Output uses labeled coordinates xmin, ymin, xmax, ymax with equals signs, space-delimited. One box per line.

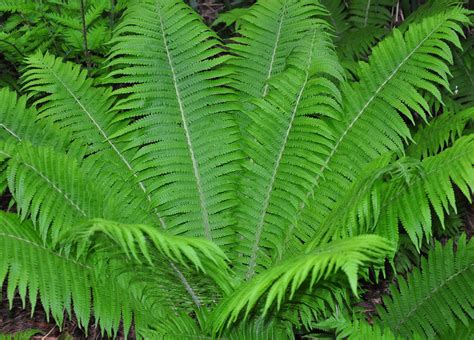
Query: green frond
xmin=348 ymin=0 xmax=394 ymax=28
xmin=106 ymin=0 xmax=241 ymax=245
xmin=292 ymin=7 xmax=470 ymax=249
xmin=337 ymin=25 xmax=385 ymax=61
xmin=21 ymin=52 xmax=164 ymax=227
xmin=226 ymin=0 xmax=329 ymax=99
xmin=0 ymin=0 xmax=36 ymax=13
xmin=320 ymin=0 xmax=349 ymax=38
xmin=6 ymin=144 xmax=105 ymax=244
xmin=212 ymin=7 xmax=249 ymax=29
xmin=0 ymin=329 xmax=40 ymax=340
xmin=0 ymin=87 xmax=67 ymax=149
xmin=22 ymin=52 xmax=118 ymax=155
xmin=67 ymin=218 xmax=230 ymax=277
xmin=211 ymin=235 xmax=392 ymax=333
xmin=379 ymin=235 xmax=474 ymax=338
xmin=407 ymin=107 xmax=474 ymax=158
xmin=306 ymin=153 xmax=394 ymax=247
xmin=451 ymin=37 xmax=474 ymax=107
xmin=235 ymin=27 xmax=343 ymax=279
xmin=0 ymin=212 xmax=132 ymax=335
xmin=375 ymin=135 xmax=474 ymax=246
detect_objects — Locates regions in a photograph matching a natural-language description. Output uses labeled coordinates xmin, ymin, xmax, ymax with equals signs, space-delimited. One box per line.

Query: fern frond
xmin=22 ymin=52 xmax=118 ymax=155
xmin=67 ymin=218 xmax=229 ymax=275
xmin=211 ymin=235 xmax=392 ymax=333
xmin=0 ymin=212 xmax=129 ymax=334
xmin=0 ymin=87 xmax=67 ymax=149
xmin=379 ymin=235 xmax=474 ymax=338
xmin=376 ymin=135 xmax=474 ymax=246
xmin=107 ymin=0 xmax=241 ymax=245
xmin=21 ymin=52 xmax=166 ymax=228
xmin=236 ymin=27 xmax=343 ymax=279
xmin=6 ymin=144 xmax=105 ymax=244
xmin=407 ymin=107 xmax=474 ymax=158
xmin=451 ymin=37 xmax=474 ymax=107
xmin=226 ymin=0 xmax=328 ymax=98
xmin=0 ymin=329 xmax=41 ymax=340
xmin=320 ymin=0 xmax=349 ymax=38
xmin=348 ymin=0 xmax=394 ymax=28
xmin=292 ymin=7 xmax=470 ymax=248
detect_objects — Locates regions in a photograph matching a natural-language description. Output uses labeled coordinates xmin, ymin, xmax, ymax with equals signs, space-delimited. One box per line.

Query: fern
xmin=212 ymin=235 xmax=392 ymax=332
xmin=225 ymin=0 xmax=328 ymax=99
xmin=107 ymin=0 xmax=241 ymax=245
xmin=379 ymin=235 xmax=474 ymax=338
xmin=0 ymin=0 xmax=472 ymax=337
xmin=407 ymin=107 xmax=473 ymax=158
xmin=293 ymin=7 xmax=470 ymax=248
xmin=375 ymin=135 xmax=474 ymax=247
xmin=0 ymin=211 xmax=135 ymax=334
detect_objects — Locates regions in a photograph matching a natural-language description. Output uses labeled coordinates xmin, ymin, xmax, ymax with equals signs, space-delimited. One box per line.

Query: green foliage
xmin=0 ymin=0 xmax=121 ymax=65
xmin=0 ymin=0 xmax=473 ymax=338
xmin=379 ymin=236 xmax=474 ymax=338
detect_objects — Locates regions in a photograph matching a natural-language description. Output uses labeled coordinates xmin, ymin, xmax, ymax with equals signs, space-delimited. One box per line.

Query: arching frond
xmin=235 ymin=27 xmax=343 ymax=279
xmin=67 ymin=218 xmax=229 ymax=276
xmin=292 ymin=7 xmax=470 ymax=249
xmin=379 ymin=235 xmax=474 ymax=338
xmin=6 ymin=144 xmax=105 ymax=244
xmin=226 ymin=0 xmax=328 ymax=99
xmin=0 ymin=212 xmax=135 ymax=336
xmin=107 ymin=0 xmax=241 ymax=245
xmin=22 ymin=52 xmax=118 ymax=155
xmin=211 ymin=235 xmax=392 ymax=333
xmin=21 ymin=52 xmax=168 ymax=229
xmin=0 ymin=87 xmax=67 ymax=149
xmin=407 ymin=107 xmax=473 ymax=158
xmin=376 ymin=135 xmax=474 ymax=246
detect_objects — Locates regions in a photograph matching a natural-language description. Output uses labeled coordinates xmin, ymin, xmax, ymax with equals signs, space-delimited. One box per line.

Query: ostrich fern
xmin=0 ymin=0 xmax=473 ymax=338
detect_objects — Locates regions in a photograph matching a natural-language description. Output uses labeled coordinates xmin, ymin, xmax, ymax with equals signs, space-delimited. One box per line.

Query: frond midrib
xmin=262 ymin=3 xmax=287 ymax=97
xmin=0 ymin=123 xmax=22 ymax=141
xmin=21 ymin=161 xmax=87 ymax=217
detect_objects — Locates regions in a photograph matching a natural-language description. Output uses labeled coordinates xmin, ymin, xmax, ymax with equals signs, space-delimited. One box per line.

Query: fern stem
xmin=169 ymin=261 xmax=202 ymax=308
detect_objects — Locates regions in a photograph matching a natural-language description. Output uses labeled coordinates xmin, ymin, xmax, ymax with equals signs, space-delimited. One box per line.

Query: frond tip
xmin=67 ymin=218 xmax=230 ymax=273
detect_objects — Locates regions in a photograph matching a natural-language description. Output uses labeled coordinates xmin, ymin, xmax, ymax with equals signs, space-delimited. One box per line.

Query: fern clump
xmin=0 ymin=0 xmax=473 ymax=338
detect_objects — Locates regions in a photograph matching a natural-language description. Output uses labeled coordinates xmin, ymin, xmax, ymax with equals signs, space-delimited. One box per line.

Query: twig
xmin=41 ymin=326 xmax=55 ymax=340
